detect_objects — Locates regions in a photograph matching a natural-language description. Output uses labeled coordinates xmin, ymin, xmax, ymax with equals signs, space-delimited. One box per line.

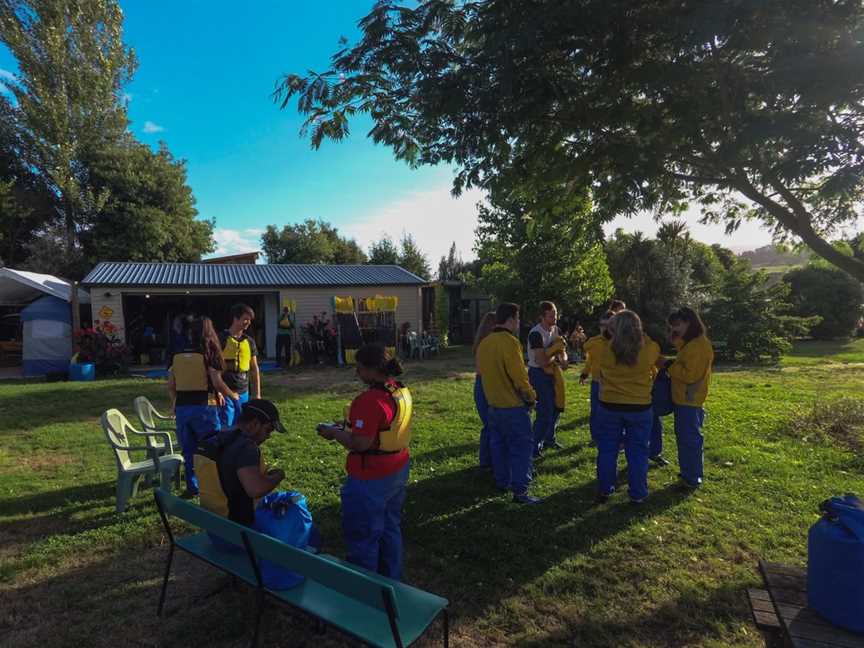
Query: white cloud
xmin=0 ymin=68 xmax=14 ymax=82
xmin=122 ymin=92 xmax=133 ymax=103
xmin=0 ymin=68 xmax=15 ymax=97
xmin=210 ymin=227 xmax=263 ymax=257
xmin=344 ymin=184 xmax=486 ymax=264
xmin=142 ymin=120 xmax=164 ymax=134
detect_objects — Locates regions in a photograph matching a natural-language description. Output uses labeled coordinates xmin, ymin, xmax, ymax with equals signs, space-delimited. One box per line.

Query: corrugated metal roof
xmin=81 ymin=262 xmax=427 ymax=288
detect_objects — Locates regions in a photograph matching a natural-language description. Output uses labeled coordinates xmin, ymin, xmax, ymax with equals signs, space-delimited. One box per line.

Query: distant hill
xmin=738 ymin=245 xmax=809 ymax=270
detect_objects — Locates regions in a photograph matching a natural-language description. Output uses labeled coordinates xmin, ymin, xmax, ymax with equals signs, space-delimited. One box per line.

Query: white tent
xmin=0 ymin=268 xmax=90 ymax=305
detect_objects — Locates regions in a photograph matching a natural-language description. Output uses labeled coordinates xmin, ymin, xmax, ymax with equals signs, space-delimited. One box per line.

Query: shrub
xmin=784 ymin=265 xmax=863 ymax=339
xmin=780 ymin=398 xmax=864 ymax=454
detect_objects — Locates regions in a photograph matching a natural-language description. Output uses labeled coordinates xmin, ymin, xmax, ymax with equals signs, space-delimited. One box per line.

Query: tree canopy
xmin=277 ymin=1 xmax=864 ymax=281
xmin=0 ymin=0 xmax=214 ymax=277
xmin=475 ymin=181 xmax=612 ymax=320
xmin=368 ymin=235 xmax=400 ymax=265
xmin=261 ymin=219 xmax=367 ymax=265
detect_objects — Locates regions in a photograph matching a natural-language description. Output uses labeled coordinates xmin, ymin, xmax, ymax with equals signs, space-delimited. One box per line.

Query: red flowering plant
xmin=74 ymin=320 xmax=129 ymax=376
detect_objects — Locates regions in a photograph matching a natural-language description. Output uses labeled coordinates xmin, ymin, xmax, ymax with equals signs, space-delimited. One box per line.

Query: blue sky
xmin=0 ymin=1 xmax=781 ymax=261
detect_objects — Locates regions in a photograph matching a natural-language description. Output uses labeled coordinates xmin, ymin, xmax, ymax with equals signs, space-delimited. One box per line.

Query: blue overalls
xmin=593 ymin=404 xmax=652 ymax=501
xmin=488 ymin=405 xmax=534 ymax=496
xmin=474 ymin=374 xmax=491 ymax=468
xmin=529 ymin=367 xmax=560 ymax=454
xmin=341 ymin=462 xmax=410 ymax=581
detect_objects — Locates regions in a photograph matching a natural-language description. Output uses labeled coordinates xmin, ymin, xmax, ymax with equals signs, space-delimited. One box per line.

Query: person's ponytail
xmin=383 ymin=356 xmax=404 ymax=377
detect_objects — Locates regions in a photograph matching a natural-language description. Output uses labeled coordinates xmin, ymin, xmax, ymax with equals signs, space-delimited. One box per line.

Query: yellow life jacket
xmin=195 ymin=441 xmax=266 ymax=518
xmin=377 ymin=382 xmax=413 ymax=452
xmin=172 ymin=352 xmax=208 ymax=392
xmin=222 ymin=335 xmax=252 ymax=372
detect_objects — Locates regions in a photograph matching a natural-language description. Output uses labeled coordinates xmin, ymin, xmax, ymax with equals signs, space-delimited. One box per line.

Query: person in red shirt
xmin=316 ymin=343 xmax=410 ymax=580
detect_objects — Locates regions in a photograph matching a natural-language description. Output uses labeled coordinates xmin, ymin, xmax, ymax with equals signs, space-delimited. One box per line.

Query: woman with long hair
xmin=594 ymin=310 xmax=660 ymax=504
xmin=473 ymin=311 xmax=498 ymax=469
xmin=168 ymin=316 xmax=238 ymax=496
xmin=316 ymin=343 xmax=412 ymax=580
xmin=658 ymin=307 xmax=714 ymax=489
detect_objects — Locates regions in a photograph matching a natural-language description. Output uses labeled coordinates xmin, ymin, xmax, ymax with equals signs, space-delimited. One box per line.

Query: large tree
xmin=1 ymin=0 xmax=136 ymax=271
xmin=79 ymin=139 xmax=214 ymax=267
xmin=261 ymin=219 xmax=366 ymax=264
xmin=397 ymin=233 xmax=431 ymax=280
xmin=368 ymin=235 xmax=400 ymax=265
xmin=475 ymin=181 xmax=612 ymax=320
xmin=276 ymin=1 xmax=864 ymax=281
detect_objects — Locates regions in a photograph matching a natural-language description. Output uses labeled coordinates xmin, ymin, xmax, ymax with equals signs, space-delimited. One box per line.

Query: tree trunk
xmin=731 ymin=174 xmax=864 ymax=283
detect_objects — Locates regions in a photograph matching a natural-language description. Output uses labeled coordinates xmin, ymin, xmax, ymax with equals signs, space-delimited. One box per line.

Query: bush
xmin=705 ymin=264 xmax=818 ymax=362
xmin=780 ymin=398 xmax=864 ymax=454
xmin=784 ymin=265 xmax=863 ymax=339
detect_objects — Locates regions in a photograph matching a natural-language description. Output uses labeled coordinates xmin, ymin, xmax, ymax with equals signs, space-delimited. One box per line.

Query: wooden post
xmin=71 ymin=281 xmax=80 ymax=333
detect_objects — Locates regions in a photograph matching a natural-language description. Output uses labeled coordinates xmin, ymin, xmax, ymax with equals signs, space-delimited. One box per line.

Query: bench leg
xmin=443 ymin=608 xmax=449 ymax=648
xmin=250 ymin=590 xmax=265 ymax=648
xmin=157 ymin=544 xmax=174 ymax=616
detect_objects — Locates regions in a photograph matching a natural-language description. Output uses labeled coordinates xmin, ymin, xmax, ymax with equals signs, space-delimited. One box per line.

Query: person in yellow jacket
xmin=477 ymin=303 xmax=541 ymax=505
xmin=580 ymin=310 xmax=614 ymax=443
xmin=594 ymin=310 xmax=660 ymax=504
xmin=656 ymin=307 xmax=714 ymax=489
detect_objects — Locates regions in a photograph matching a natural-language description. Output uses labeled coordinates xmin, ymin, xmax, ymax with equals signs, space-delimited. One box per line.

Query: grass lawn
xmin=1 ymin=340 xmax=863 ymax=647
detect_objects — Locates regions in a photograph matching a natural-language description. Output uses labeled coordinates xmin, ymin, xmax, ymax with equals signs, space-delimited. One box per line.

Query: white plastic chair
xmin=101 ymin=409 xmax=183 ymax=512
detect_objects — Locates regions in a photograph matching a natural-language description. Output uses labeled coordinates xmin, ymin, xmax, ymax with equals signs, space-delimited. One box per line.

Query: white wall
xmin=89 ymin=290 xmax=125 ymax=343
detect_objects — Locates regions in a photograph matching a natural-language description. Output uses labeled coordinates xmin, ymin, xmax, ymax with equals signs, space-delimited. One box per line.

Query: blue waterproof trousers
xmin=175 ymin=404 xmax=221 ymax=493
xmin=674 ymin=405 xmax=706 ymax=487
xmin=474 ymin=375 xmax=492 ymax=468
xmin=488 ymin=405 xmax=534 ymax=496
xmin=341 ymin=462 xmax=410 ymax=581
xmin=593 ymin=404 xmax=652 ymax=501
xmin=650 ymin=414 xmax=664 ymax=458
xmin=529 ymin=367 xmax=560 ymax=453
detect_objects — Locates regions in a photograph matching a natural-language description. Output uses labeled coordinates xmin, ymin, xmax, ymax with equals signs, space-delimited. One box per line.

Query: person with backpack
xmin=594 ymin=310 xmax=660 ymax=504
xmin=316 ymin=344 xmax=412 ymax=580
xmin=657 ymin=307 xmax=714 ymax=489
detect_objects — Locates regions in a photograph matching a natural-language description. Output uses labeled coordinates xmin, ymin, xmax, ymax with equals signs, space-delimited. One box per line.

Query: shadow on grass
xmin=514 ymin=580 xmax=754 ymax=647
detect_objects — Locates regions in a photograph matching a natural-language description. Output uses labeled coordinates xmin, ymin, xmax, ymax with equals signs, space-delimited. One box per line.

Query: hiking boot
xmin=649 ymin=455 xmax=670 ymax=467
xmin=594 ymin=491 xmax=612 ymax=505
xmin=630 ymin=496 xmax=647 ymax=505
xmin=549 ymin=440 xmax=565 ymax=450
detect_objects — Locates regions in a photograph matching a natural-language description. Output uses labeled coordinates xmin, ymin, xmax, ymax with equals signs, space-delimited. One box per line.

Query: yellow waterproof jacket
xmin=598 ymin=336 xmax=661 ymax=405
xmin=668 ymin=335 xmax=714 ymax=407
xmin=477 ymin=328 xmax=537 ymax=408
xmin=583 ymin=335 xmax=607 ymax=380
xmin=544 ymin=337 xmax=567 ymax=411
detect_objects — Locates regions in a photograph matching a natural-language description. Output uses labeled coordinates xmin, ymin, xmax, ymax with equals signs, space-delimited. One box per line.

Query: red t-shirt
xmin=345 ymin=384 xmax=410 ymax=480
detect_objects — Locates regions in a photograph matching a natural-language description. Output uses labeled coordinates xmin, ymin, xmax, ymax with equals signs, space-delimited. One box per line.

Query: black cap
xmin=242 ymin=399 xmax=285 ymax=433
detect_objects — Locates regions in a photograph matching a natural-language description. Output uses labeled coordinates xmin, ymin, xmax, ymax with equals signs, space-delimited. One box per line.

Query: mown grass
xmin=1 ymin=341 xmax=863 ymax=647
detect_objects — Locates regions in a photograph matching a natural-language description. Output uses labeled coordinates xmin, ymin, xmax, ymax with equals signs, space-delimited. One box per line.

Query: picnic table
xmin=754 ymin=560 xmax=864 ymax=648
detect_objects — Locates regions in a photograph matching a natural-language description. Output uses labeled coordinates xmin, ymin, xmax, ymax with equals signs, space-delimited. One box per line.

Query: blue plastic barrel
xmin=807 ymin=494 xmax=864 ymax=633
xmin=69 ymin=362 xmax=96 ymax=382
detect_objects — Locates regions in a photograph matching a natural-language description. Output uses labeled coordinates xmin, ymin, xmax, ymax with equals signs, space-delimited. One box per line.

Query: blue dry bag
xmin=652 ymin=368 xmax=673 ymax=417
xmin=253 ymin=491 xmax=319 ymax=590
xmin=807 ymin=493 xmax=864 ymax=633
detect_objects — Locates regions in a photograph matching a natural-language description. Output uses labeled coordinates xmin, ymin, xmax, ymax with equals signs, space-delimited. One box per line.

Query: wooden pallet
xmin=759 ymin=560 xmax=864 ymax=648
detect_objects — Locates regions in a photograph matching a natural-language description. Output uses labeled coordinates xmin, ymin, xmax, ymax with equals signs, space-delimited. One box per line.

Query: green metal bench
xmin=154 ymin=489 xmax=449 ymax=648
